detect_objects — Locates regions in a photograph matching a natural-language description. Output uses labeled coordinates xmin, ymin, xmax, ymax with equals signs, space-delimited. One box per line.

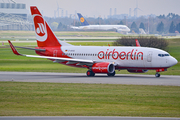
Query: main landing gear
xmin=86 ymin=70 xmax=95 ymax=77
xmin=107 ymin=71 xmax=116 ymax=77
xmin=86 ymin=70 xmax=116 ymax=77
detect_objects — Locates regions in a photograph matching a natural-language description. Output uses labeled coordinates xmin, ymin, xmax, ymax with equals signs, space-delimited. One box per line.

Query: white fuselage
xmin=71 ymin=25 xmax=130 ymax=33
xmin=61 ymin=46 xmax=177 ymax=70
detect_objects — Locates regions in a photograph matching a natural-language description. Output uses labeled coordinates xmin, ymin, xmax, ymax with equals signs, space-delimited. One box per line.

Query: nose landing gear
xmin=155 ymin=72 xmax=160 ymax=77
xmin=155 ymin=68 xmax=167 ymax=77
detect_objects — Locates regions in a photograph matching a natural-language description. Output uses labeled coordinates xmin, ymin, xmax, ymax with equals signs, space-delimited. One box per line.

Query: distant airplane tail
xmin=30 ymin=6 xmax=71 ymax=47
xmin=77 ymin=13 xmax=89 ymax=26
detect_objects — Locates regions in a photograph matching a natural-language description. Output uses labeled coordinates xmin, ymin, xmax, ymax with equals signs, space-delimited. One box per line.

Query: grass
xmin=0 ymin=82 xmax=179 ymax=116
xmin=0 ymin=31 xmax=122 ymax=37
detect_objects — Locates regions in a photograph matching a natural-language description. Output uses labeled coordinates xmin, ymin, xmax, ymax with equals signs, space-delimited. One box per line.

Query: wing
xmin=8 ymin=40 xmax=94 ymax=66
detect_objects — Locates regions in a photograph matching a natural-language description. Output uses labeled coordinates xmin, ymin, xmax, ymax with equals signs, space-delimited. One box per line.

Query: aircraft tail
xmin=77 ymin=13 xmax=89 ymax=26
xmin=30 ymin=6 xmax=71 ymax=47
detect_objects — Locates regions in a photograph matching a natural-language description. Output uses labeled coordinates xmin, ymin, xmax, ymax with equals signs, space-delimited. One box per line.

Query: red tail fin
xmin=30 ymin=6 xmax=61 ymax=47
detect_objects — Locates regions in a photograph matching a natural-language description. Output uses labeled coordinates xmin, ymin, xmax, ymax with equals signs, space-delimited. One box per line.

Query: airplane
xmin=8 ymin=6 xmax=178 ymax=77
xmin=71 ymin=13 xmax=131 ymax=34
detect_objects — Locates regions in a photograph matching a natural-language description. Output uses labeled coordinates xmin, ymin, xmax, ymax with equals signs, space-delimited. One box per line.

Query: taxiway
xmin=0 ymin=72 xmax=179 ymax=86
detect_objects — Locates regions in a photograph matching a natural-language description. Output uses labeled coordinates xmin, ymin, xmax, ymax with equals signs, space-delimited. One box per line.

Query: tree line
xmin=44 ymin=13 xmax=180 ymax=34
xmin=129 ymin=21 xmax=180 ymax=34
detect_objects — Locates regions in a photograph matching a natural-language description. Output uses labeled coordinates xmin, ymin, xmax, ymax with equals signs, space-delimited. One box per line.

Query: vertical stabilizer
xmin=30 ymin=6 xmax=72 ymax=47
xmin=77 ymin=13 xmax=89 ymax=26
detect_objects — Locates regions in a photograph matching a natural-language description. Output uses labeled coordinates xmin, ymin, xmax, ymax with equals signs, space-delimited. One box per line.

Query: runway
xmin=0 ymin=72 xmax=180 ymax=86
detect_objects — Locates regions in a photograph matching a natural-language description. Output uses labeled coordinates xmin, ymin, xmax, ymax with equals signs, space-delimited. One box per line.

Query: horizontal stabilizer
xmin=13 ymin=46 xmax=46 ymax=52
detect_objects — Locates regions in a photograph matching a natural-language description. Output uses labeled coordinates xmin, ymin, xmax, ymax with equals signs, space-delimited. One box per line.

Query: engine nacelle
xmin=116 ymin=29 xmax=122 ymax=33
xmin=127 ymin=69 xmax=148 ymax=73
xmin=92 ymin=62 xmax=115 ymax=74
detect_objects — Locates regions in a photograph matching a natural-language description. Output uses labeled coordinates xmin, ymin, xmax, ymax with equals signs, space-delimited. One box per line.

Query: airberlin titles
xmin=65 ymin=49 xmax=143 ymax=60
xmin=98 ymin=49 xmax=143 ymax=60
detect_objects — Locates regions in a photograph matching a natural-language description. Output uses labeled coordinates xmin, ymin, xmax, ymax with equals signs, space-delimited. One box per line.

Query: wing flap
xmin=26 ymin=55 xmax=94 ymax=64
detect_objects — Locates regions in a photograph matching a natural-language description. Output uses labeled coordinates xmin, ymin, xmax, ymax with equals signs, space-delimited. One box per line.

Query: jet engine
xmin=127 ymin=69 xmax=148 ymax=73
xmin=116 ymin=29 xmax=122 ymax=33
xmin=91 ymin=62 xmax=115 ymax=74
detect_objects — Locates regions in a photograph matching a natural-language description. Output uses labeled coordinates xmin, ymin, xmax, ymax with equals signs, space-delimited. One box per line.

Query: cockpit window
xmin=158 ymin=54 xmax=170 ymax=57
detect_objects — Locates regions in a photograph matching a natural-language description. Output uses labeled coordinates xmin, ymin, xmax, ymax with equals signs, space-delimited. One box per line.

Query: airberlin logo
xmin=33 ymin=14 xmax=47 ymax=41
xmin=36 ymin=23 xmax=45 ymax=36
xmin=98 ymin=49 xmax=143 ymax=60
xmin=80 ymin=17 xmax=85 ymax=22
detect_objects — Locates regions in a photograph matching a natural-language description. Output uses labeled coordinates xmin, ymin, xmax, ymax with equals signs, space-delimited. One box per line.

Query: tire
xmin=155 ymin=73 xmax=160 ymax=77
xmin=86 ymin=70 xmax=95 ymax=77
xmin=107 ymin=71 xmax=115 ymax=77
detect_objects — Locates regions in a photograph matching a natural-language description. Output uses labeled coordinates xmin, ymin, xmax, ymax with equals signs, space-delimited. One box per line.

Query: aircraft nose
xmin=169 ymin=56 xmax=178 ymax=66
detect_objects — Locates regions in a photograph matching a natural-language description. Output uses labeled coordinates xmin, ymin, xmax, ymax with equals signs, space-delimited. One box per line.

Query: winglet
xmin=135 ymin=39 xmax=141 ymax=47
xmin=8 ymin=40 xmax=22 ymax=56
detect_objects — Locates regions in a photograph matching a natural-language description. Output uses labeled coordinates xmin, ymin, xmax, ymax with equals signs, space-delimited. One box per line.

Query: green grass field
xmin=0 ymin=31 xmax=122 ymax=38
xmin=0 ymin=82 xmax=180 ymax=116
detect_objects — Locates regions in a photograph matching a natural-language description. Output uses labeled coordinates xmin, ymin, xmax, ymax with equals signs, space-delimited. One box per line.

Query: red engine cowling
xmin=92 ymin=62 xmax=115 ymax=74
xmin=127 ymin=69 xmax=148 ymax=73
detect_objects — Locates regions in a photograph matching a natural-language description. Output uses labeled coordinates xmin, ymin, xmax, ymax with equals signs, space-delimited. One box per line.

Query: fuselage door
xmin=147 ymin=51 xmax=153 ymax=62
xmin=53 ymin=50 xmax=58 ymax=57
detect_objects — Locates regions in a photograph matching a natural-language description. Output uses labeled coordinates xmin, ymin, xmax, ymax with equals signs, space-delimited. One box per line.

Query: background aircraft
xmin=71 ymin=13 xmax=130 ymax=34
xmin=9 ymin=6 xmax=177 ymax=77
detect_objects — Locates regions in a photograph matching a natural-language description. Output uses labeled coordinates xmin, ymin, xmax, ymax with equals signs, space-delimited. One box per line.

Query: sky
xmin=2 ymin=0 xmax=180 ymax=18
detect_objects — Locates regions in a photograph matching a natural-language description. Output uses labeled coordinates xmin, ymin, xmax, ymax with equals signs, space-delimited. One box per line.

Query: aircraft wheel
xmin=155 ymin=72 xmax=160 ymax=78
xmin=86 ymin=70 xmax=95 ymax=77
xmin=107 ymin=71 xmax=116 ymax=77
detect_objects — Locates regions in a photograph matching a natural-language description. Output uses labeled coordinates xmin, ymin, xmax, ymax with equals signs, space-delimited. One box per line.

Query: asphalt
xmin=0 ymin=72 xmax=180 ymax=86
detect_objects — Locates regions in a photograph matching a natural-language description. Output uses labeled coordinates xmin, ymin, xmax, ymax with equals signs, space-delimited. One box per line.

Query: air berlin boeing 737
xmin=8 ymin=6 xmax=178 ymax=77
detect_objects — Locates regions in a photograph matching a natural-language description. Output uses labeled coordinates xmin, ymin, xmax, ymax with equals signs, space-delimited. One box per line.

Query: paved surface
xmin=0 ymin=72 xmax=180 ymax=86
xmin=0 ymin=116 xmax=179 ymax=120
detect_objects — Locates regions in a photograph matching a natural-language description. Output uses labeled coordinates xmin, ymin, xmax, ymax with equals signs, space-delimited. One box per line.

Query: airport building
xmin=0 ymin=2 xmax=33 ymax=30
